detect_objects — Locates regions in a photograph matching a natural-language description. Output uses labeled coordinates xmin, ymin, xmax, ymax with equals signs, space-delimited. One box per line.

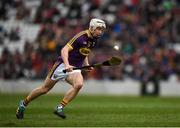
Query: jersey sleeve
xmin=66 ymin=31 xmax=86 ymax=50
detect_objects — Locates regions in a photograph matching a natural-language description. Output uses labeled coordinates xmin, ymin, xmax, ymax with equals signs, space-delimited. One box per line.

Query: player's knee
xmin=74 ymin=83 xmax=83 ymax=90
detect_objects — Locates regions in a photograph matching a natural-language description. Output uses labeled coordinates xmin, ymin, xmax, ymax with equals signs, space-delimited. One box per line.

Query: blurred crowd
xmin=0 ymin=0 xmax=180 ymax=82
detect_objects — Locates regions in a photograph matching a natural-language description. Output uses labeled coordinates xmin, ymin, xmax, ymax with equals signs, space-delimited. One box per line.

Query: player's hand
xmin=85 ymin=66 xmax=94 ymax=72
xmin=65 ymin=65 xmax=74 ymax=72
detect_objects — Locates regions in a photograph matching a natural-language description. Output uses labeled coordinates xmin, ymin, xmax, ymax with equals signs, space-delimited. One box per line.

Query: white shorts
xmin=48 ymin=62 xmax=81 ymax=81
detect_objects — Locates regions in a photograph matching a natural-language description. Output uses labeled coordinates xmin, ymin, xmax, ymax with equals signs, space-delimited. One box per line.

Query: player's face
xmin=92 ymin=27 xmax=105 ymax=38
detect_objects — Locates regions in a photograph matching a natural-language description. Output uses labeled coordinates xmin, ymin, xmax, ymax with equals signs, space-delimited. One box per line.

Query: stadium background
xmin=0 ymin=0 xmax=180 ymax=95
xmin=0 ymin=0 xmax=180 ymax=127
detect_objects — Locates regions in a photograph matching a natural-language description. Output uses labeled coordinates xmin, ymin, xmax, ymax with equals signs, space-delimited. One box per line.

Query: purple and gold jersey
xmin=58 ymin=30 xmax=97 ymax=68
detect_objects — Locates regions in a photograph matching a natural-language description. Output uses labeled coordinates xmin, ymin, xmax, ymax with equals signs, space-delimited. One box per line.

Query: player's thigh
xmin=66 ymin=72 xmax=84 ymax=87
xmin=42 ymin=76 xmax=58 ymax=90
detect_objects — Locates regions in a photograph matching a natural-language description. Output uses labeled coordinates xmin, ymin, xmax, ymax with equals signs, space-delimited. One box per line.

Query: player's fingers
xmin=66 ymin=67 xmax=73 ymax=72
xmin=89 ymin=67 xmax=94 ymax=70
xmin=85 ymin=67 xmax=94 ymax=72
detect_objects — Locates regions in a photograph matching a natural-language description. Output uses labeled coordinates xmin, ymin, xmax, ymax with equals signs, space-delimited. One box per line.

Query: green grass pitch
xmin=0 ymin=93 xmax=180 ymax=127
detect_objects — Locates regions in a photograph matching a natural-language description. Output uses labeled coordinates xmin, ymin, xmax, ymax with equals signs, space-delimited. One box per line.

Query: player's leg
xmin=54 ymin=72 xmax=83 ymax=118
xmin=24 ymin=77 xmax=57 ymax=106
xmin=16 ymin=61 xmax=61 ymax=119
xmin=63 ymin=72 xmax=83 ymax=103
xmin=16 ymin=77 xmax=57 ymax=119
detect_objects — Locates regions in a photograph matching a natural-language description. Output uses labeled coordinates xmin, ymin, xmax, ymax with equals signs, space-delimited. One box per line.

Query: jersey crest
xmin=79 ymin=47 xmax=91 ymax=56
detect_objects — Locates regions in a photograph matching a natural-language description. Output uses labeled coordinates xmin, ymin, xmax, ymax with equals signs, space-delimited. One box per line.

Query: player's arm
xmin=61 ymin=45 xmax=73 ymax=72
xmin=62 ymin=30 xmax=85 ymax=71
xmin=84 ymin=56 xmax=90 ymax=66
xmin=84 ymin=56 xmax=94 ymax=71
